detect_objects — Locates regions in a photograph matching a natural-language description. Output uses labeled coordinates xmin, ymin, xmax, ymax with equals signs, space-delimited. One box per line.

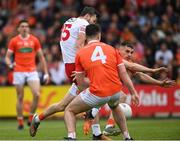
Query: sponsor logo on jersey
xmin=19 ymin=47 xmax=33 ymax=53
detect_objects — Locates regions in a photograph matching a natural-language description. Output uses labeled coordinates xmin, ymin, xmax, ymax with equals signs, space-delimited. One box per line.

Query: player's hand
xmin=131 ymin=93 xmax=140 ymax=106
xmin=8 ymin=62 xmax=16 ymax=69
xmin=71 ymin=71 xmax=77 ymax=81
xmin=160 ymin=78 xmax=176 ymax=87
xmin=43 ymin=73 xmax=50 ymax=85
xmin=153 ymin=67 xmax=168 ymax=74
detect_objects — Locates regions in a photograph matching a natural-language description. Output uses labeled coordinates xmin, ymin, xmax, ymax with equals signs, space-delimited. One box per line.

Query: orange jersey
xmin=75 ymin=41 xmax=123 ymax=97
xmin=8 ymin=34 xmax=41 ymax=72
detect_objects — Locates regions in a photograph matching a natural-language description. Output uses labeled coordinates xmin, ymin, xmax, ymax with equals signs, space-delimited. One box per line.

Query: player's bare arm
xmin=75 ymin=72 xmax=89 ymax=92
xmin=5 ymin=50 xmax=15 ymax=69
xmin=37 ymin=49 xmax=50 ymax=84
xmin=134 ymin=72 xmax=176 ymax=87
xmin=118 ymin=63 xmax=139 ymax=106
xmin=75 ymin=32 xmax=86 ymax=50
xmin=123 ymin=59 xmax=167 ymax=74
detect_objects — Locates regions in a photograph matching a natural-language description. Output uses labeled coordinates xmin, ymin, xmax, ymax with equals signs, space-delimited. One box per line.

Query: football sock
xmin=17 ymin=117 xmax=24 ymax=126
xmin=123 ymin=131 xmax=130 ymax=139
xmin=28 ymin=113 xmax=33 ymax=122
xmin=91 ymin=108 xmax=99 ymax=118
xmin=68 ymin=132 xmax=76 ymax=138
xmin=39 ymin=113 xmax=45 ymax=121
xmin=92 ymin=124 xmax=101 ymax=136
xmin=35 ymin=113 xmax=44 ymax=123
xmin=105 ymin=118 xmax=115 ymax=129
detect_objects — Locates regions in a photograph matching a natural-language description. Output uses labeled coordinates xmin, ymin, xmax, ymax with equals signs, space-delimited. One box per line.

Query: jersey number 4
xmin=61 ymin=24 xmax=72 ymax=41
xmin=91 ymin=46 xmax=107 ymax=64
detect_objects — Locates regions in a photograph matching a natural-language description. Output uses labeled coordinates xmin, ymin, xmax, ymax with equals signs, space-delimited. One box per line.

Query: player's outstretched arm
xmin=123 ymin=60 xmax=167 ymax=74
xmin=37 ymin=49 xmax=50 ymax=84
xmin=118 ymin=64 xmax=140 ymax=106
xmin=135 ymin=72 xmax=176 ymax=87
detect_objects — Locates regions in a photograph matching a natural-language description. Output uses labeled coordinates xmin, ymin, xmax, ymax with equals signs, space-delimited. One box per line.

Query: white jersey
xmin=60 ymin=18 xmax=89 ymax=63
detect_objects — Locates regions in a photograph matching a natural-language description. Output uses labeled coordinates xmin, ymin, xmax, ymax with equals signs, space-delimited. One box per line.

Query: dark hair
xmin=18 ymin=20 xmax=29 ymax=27
xmin=86 ymin=24 xmax=101 ymax=38
xmin=80 ymin=6 xmax=100 ymax=17
xmin=120 ymin=41 xmax=134 ymax=49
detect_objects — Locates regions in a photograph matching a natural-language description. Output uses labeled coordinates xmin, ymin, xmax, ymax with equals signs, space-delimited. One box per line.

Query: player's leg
xmin=65 ymin=89 xmax=111 ymax=140
xmin=26 ymin=71 xmax=41 ymax=126
xmin=83 ymin=108 xmax=99 ymax=135
xmin=64 ymin=93 xmax=92 ymax=139
xmin=29 ymin=83 xmax=78 ymax=137
xmin=15 ymin=84 xmax=25 ymax=130
xmin=108 ymin=92 xmax=133 ymax=140
xmin=35 ymin=83 xmax=77 ymax=120
xmin=13 ymin=72 xmax=26 ymax=130
xmin=104 ymin=92 xmax=127 ymax=135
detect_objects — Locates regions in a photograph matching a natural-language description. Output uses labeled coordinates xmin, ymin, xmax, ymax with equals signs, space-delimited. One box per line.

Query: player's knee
xmin=57 ymin=101 xmax=68 ymax=111
xmin=109 ymin=103 xmax=119 ymax=110
xmin=33 ymin=91 xmax=40 ymax=99
xmin=17 ymin=94 xmax=23 ymax=103
xmin=18 ymin=97 xmax=23 ymax=104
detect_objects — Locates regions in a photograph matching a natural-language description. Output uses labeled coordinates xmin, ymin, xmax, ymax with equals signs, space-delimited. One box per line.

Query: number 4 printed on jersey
xmin=91 ymin=46 xmax=107 ymax=64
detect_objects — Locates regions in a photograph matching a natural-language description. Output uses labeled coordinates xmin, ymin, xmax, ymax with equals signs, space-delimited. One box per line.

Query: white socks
xmin=92 ymin=124 xmax=101 ymax=136
xmin=123 ymin=131 xmax=131 ymax=139
xmin=68 ymin=132 xmax=76 ymax=139
xmin=34 ymin=115 xmax=40 ymax=123
xmin=91 ymin=108 xmax=99 ymax=118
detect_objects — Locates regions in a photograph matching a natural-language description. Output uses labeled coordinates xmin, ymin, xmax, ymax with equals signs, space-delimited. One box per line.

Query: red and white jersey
xmin=60 ymin=18 xmax=89 ymax=63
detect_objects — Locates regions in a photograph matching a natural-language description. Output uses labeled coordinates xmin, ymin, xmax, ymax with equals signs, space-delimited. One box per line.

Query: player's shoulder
xmin=65 ymin=17 xmax=77 ymax=24
xmin=29 ymin=34 xmax=40 ymax=41
xmin=76 ymin=18 xmax=89 ymax=26
xmin=10 ymin=35 xmax=19 ymax=42
xmin=99 ymin=42 xmax=115 ymax=51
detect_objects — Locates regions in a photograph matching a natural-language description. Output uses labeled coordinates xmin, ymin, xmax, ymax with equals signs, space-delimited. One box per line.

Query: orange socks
xmin=28 ymin=114 xmax=33 ymax=123
xmin=106 ymin=118 xmax=115 ymax=127
xmin=39 ymin=113 xmax=45 ymax=121
xmin=17 ymin=117 xmax=24 ymax=126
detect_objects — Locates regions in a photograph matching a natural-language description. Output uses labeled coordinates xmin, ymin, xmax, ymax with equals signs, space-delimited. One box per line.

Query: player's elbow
xmin=134 ymin=72 xmax=144 ymax=79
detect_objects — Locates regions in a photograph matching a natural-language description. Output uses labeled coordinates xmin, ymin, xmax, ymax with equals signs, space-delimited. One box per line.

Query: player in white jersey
xmin=29 ymin=7 xmax=110 ymax=140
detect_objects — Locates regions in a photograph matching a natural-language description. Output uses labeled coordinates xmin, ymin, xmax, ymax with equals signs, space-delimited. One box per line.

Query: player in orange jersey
xmin=83 ymin=41 xmax=175 ymax=137
xmin=5 ymin=20 xmax=49 ymax=130
xmin=64 ymin=24 xmax=139 ymax=140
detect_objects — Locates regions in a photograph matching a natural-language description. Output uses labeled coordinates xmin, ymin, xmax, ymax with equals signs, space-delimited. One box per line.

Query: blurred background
xmin=0 ymin=0 xmax=179 ymax=118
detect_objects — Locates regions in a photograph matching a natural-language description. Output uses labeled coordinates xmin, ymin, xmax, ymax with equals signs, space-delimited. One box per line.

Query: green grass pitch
xmin=0 ymin=118 xmax=180 ymax=140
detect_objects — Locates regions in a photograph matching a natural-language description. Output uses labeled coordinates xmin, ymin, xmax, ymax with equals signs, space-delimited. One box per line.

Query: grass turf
xmin=0 ymin=118 xmax=180 ymax=140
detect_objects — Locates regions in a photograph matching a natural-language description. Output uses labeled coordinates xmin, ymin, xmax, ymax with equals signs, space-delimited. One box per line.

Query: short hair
xmin=80 ymin=6 xmax=100 ymax=17
xmin=18 ymin=20 xmax=29 ymax=27
xmin=86 ymin=24 xmax=101 ymax=38
xmin=120 ymin=41 xmax=134 ymax=49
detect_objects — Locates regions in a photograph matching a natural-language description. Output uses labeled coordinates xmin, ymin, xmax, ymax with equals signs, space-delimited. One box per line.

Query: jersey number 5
xmin=91 ymin=46 xmax=107 ymax=64
xmin=61 ymin=24 xmax=72 ymax=41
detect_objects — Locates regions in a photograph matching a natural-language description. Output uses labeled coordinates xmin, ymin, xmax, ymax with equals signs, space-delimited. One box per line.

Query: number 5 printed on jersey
xmin=61 ymin=24 xmax=72 ymax=41
xmin=91 ymin=46 xmax=107 ymax=64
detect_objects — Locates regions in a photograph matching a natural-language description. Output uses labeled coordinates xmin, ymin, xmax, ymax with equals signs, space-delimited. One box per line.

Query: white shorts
xmin=13 ymin=71 xmax=40 ymax=85
xmin=80 ymin=89 xmax=121 ymax=108
xmin=68 ymin=83 xmax=79 ymax=96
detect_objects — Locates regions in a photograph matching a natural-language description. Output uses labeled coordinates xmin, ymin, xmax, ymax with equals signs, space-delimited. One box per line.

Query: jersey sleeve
xmin=115 ymin=49 xmax=123 ymax=66
xmin=79 ymin=25 xmax=86 ymax=33
xmin=8 ymin=38 xmax=15 ymax=52
xmin=34 ymin=37 xmax=42 ymax=51
xmin=75 ymin=53 xmax=84 ymax=72
xmin=79 ymin=20 xmax=89 ymax=33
